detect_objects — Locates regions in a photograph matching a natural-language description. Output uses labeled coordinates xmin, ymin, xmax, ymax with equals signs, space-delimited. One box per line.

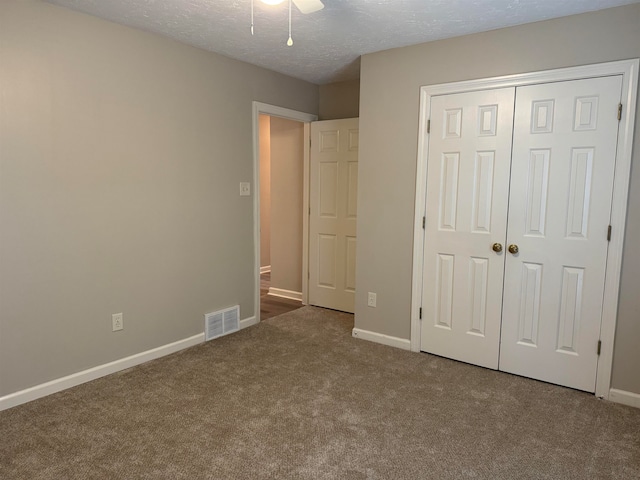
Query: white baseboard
xmin=609 ymin=388 xmax=640 ymax=409
xmin=0 ymin=313 xmax=262 ymax=412
xmin=240 ymin=315 xmax=258 ymax=329
xmin=260 ymin=265 xmax=271 ymax=274
xmin=0 ymin=333 xmax=205 ymax=412
xmin=268 ymin=287 xmax=302 ymax=301
xmin=0 ymin=311 xmax=264 ymax=412
xmin=1 ymin=312 xmax=262 ymax=412
xmin=352 ymin=328 xmax=411 ymax=351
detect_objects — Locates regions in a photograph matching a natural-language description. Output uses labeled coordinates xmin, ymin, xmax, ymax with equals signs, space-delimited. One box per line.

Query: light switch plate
xmin=240 ymin=182 xmax=251 ymax=196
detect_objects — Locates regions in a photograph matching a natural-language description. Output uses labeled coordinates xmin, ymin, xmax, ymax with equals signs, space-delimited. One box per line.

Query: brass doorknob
xmin=492 ymin=243 xmax=503 ymax=253
xmin=508 ymin=244 xmax=519 ymax=254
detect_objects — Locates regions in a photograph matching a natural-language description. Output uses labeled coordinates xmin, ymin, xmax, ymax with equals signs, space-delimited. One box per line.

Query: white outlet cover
xmin=239 ymin=182 xmax=251 ymax=196
xmin=367 ymin=292 xmax=377 ymax=308
xmin=112 ymin=313 xmax=123 ymax=331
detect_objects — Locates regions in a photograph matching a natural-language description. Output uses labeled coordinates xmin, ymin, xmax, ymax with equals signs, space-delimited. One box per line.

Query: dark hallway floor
xmin=260 ymin=272 xmax=303 ymax=320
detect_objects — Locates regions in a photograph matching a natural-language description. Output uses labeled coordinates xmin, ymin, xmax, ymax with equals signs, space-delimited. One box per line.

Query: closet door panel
xmin=420 ymin=88 xmax=515 ymax=369
xmin=499 ymin=76 xmax=623 ymax=392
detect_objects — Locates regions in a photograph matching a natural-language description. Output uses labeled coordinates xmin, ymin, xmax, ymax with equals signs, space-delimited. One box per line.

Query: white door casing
xmin=411 ymin=60 xmax=638 ymax=399
xmin=420 ymin=88 xmax=515 ymax=369
xmin=499 ymin=76 xmax=623 ymax=392
xmin=309 ymin=118 xmax=359 ymax=313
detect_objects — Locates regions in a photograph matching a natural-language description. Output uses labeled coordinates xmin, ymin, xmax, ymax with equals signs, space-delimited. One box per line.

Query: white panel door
xmin=309 ymin=118 xmax=359 ymax=313
xmin=499 ymin=76 xmax=623 ymax=391
xmin=421 ymin=88 xmax=515 ymax=369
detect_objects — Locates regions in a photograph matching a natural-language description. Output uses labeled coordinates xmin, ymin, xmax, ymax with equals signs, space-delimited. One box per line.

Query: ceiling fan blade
xmin=292 ymin=0 xmax=324 ymax=14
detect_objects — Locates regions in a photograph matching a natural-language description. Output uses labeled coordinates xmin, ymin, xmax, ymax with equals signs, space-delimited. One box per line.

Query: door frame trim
xmin=252 ymin=102 xmax=318 ymax=323
xmin=410 ymin=59 xmax=639 ymax=399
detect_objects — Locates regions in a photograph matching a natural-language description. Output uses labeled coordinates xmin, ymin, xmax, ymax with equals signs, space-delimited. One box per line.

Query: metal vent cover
xmin=205 ymin=305 xmax=240 ymax=341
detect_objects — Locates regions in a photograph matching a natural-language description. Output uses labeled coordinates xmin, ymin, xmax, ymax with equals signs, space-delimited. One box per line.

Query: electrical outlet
xmin=112 ymin=313 xmax=123 ymax=332
xmin=239 ymin=182 xmax=251 ymax=196
xmin=367 ymin=292 xmax=377 ymax=308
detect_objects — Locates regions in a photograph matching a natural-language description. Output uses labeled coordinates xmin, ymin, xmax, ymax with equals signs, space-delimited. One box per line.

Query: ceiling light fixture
xmin=250 ymin=0 xmax=324 ymax=47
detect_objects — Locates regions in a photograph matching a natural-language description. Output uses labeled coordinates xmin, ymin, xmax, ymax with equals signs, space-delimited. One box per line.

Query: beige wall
xmin=319 ymin=80 xmax=360 ymax=120
xmin=0 ymin=0 xmax=318 ymax=397
xmin=355 ymin=4 xmax=640 ymax=394
xmin=259 ymin=115 xmax=272 ymax=269
xmin=269 ymin=117 xmax=305 ymax=294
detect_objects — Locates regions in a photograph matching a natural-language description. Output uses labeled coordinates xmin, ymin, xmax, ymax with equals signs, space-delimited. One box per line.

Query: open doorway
xmin=259 ymin=114 xmax=305 ymax=320
xmin=252 ymin=102 xmax=317 ymax=323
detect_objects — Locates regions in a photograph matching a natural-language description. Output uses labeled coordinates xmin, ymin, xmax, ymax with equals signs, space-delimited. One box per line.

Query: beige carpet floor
xmin=1 ymin=306 xmax=639 ymax=479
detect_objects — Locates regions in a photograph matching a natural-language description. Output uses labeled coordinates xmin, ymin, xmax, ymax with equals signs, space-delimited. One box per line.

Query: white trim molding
xmin=260 ymin=265 xmax=271 ymax=274
xmin=411 ymin=59 xmax=639 ymax=400
xmin=252 ymin=102 xmax=317 ymax=323
xmin=0 ymin=333 xmax=204 ymax=412
xmin=0 ymin=313 xmax=261 ymax=412
xmin=609 ymin=389 xmax=640 ymax=409
xmin=352 ymin=328 xmax=411 ymax=351
xmin=302 ymin=121 xmax=311 ymax=306
xmin=240 ymin=315 xmax=259 ymax=330
xmin=268 ymin=288 xmax=302 ymax=301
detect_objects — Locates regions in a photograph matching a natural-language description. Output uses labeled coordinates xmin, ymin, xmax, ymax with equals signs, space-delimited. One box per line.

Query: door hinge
xmin=597 ymin=340 xmax=602 ymax=356
xmin=607 ymin=225 xmax=612 ymax=242
xmin=426 ymin=120 xmax=431 ymax=134
xmin=419 ymin=307 xmax=422 ymax=320
xmin=422 ymin=216 xmax=426 ymax=229
xmin=618 ymin=103 xmax=622 ymax=121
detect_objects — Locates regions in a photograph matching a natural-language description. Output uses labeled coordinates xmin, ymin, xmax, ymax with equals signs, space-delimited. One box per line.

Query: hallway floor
xmin=260 ymin=272 xmax=303 ymax=320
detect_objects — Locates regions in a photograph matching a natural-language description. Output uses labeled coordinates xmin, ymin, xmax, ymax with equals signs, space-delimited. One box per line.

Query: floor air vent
xmin=205 ymin=305 xmax=240 ymax=341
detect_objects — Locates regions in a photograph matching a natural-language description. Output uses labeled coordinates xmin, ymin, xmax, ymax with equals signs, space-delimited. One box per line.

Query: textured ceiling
xmin=44 ymin=0 xmax=640 ymax=85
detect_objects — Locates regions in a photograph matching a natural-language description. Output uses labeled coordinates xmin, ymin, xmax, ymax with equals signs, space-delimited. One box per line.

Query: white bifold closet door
xmin=421 ymin=75 xmax=623 ymax=392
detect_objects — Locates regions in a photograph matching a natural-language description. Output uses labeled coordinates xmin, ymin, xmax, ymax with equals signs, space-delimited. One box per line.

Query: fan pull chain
xmin=250 ymin=0 xmax=254 ymax=35
xmin=287 ymin=0 xmax=293 ymax=46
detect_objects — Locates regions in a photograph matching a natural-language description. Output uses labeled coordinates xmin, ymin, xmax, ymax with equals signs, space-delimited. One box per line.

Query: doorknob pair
xmin=492 ymin=243 xmax=519 ymax=254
